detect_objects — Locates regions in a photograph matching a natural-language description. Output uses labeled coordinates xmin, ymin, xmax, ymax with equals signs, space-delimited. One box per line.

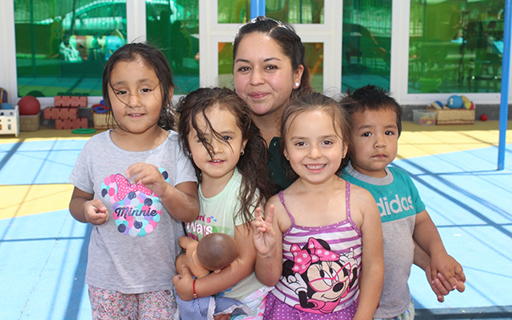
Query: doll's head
xmin=176 ymin=233 xmax=238 ymax=278
xmin=197 ymin=233 xmax=238 ymax=271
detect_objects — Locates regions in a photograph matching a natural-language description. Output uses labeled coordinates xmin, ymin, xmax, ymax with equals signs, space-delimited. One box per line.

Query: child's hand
xmin=126 ymin=163 xmax=168 ymax=197
xmin=430 ymin=252 xmax=465 ymax=292
xmin=173 ymin=264 xmax=195 ymax=301
xmin=426 ymin=264 xmax=466 ymax=302
xmin=433 ymin=271 xmax=466 ymax=302
xmin=252 ymin=205 xmax=276 ymax=257
xmin=84 ymin=199 xmax=108 ymax=225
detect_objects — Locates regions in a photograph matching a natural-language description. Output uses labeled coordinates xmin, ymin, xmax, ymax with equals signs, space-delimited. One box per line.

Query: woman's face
xmin=233 ymin=32 xmax=304 ymax=118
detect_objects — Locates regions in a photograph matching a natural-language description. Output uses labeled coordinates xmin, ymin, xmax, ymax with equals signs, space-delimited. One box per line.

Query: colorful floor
xmin=1 ymin=121 xmax=511 ymax=319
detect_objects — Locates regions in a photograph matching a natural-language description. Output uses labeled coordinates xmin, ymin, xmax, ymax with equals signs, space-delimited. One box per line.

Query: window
xmin=408 ymin=0 xmax=505 ymax=93
xmin=14 ymin=0 xmax=200 ymax=98
xmin=146 ymin=0 xmax=200 ymax=94
xmin=341 ymin=0 xmax=392 ymax=92
xmin=14 ymin=0 xmax=128 ymax=98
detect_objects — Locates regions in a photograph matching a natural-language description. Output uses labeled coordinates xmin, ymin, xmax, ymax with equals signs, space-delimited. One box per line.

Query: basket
xmin=413 ymin=110 xmax=436 ymax=125
xmin=92 ymin=111 xmax=110 ymax=130
xmin=427 ymin=107 xmax=475 ymax=125
xmin=20 ymin=114 xmax=40 ymax=131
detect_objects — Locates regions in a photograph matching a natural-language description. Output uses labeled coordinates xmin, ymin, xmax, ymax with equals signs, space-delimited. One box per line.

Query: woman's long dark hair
xmin=177 ymin=87 xmax=272 ymax=228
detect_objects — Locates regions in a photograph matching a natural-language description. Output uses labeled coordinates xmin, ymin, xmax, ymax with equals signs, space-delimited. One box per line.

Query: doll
xmin=174 ymin=233 xmax=250 ymax=320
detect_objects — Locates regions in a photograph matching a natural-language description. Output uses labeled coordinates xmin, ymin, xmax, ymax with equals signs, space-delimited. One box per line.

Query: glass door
xmin=199 ymin=0 xmax=342 ymax=95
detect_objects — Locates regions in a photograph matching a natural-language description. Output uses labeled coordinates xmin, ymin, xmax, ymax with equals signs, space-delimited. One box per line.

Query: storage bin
xmin=433 ymin=109 xmax=475 ymax=125
xmin=93 ymin=111 xmax=110 ymax=130
xmin=20 ymin=114 xmax=40 ymax=131
xmin=413 ymin=110 xmax=436 ymax=126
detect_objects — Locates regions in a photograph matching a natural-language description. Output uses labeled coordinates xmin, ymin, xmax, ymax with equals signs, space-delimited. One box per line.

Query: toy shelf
xmin=0 ymin=105 xmax=20 ymax=137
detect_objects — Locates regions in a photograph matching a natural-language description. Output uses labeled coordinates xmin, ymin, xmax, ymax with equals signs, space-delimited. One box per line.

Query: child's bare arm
xmin=253 ymin=202 xmax=283 ymax=286
xmin=414 ymin=241 xmax=465 ymax=302
xmin=69 ymin=187 xmax=108 ymax=225
xmin=353 ymin=188 xmax=384 ymax=320
xmin=173 ymin=223 xmax=257 ymax=300
xmin=413 ymin=210 xmax=465 ymax=289
xmin=126 ymin=163 xmax=199 ymax=222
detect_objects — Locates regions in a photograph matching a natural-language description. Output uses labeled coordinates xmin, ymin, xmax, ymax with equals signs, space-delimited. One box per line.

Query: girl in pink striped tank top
xmin=252 ymin=92 xmax=385 ymax=320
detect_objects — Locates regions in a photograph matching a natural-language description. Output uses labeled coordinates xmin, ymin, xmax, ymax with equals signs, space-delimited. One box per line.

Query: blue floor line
xmin=63 ymin=224 xmax=91 ymax=320
xmin=0 ymin=141 xmax=22 ymax=171
xmin=392 ymin=160 xmax=512 ymax=239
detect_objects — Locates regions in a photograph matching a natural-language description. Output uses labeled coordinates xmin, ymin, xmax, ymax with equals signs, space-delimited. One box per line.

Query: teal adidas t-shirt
xmin=341 ymin=162 xmax=426 ymax=318
xmin=342 ymin=164 xmax=425 ymax=222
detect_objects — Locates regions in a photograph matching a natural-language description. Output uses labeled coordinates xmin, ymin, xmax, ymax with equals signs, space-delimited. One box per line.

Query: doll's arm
xmin=174 ymin=223 xmax=257 ymax=300
xmin=353 ymin=188 xmax=384 ymax=320
xmin=126 ymin=163 xmax=199 ymax=222
xmin=179 ymin=235 xmax=198 ymax=249
xmin=69 ymin=187 xmax=108 ymax=225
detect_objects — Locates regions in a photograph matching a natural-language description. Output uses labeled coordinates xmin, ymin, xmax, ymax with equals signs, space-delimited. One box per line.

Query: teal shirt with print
xmin=341 ymin=162 xmax=426 ymax=318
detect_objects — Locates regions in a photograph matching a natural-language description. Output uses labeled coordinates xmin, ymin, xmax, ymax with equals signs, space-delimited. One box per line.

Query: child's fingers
xmin=430 ymin=267 xmax=439 ymax=287
xmin=125 ymin=162 xmax=143 ymax=179
xmin=433 ymin=281 xmax=445 ymax=302
xmin=454 ymin=277 xmax=466 ymax=293
xmin=172 ymin=274 xmax=182 ymax=286
xmin=85 ymin=200 xmax=108 ymax=225
xmin=126 ymin=163 xmax=160 ymax=181
xmin=88 ymin=212 xmax=108 ymax=225
xmin=432 ymin=277 xmax=450 ymax=296
xmin=257 ymin=225 xmax=270 ymax=235
xmin=255 ymin=207 xmax=264 ymax=221
xmin=455 ymin=265 xmax=466 ymax=283
xmin=437 ymin=272 xmax=456 ymax=291
xmin=265 ymin=205 xmax=275 ymax=225
xmin=89 ymin=199 xmax=106 ymax=211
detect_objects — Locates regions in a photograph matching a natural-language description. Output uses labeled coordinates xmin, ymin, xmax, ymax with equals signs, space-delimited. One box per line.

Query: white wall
xmin=0 ymin=1 xmax=18 ymax=105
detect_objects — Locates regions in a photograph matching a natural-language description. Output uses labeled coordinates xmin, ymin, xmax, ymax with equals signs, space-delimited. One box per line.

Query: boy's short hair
xmin=340 ymin=85 xmax=403 ymax=136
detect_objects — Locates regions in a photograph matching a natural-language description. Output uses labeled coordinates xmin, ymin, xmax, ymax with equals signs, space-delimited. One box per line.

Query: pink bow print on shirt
xmin=114 ymin=174 xmax=153 ymax=200
xmin=291 ymin=238 xmax=340 ymax=274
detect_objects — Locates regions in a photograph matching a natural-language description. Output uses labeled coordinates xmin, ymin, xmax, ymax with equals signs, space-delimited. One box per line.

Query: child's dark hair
xmin=280 ymin=92 xmax=349 ymax=181
xmin=233 ymin=16 xmax=313 ymax=97
xmin=177 ymin=87 xmax=272 ymax=227
xmin=339 ymin=85 xmax=402 ymax=167
xmin=340 ymin=85 xmax=403 ymax=136
xmin=102 ymin=42 xmax=176 ymax=131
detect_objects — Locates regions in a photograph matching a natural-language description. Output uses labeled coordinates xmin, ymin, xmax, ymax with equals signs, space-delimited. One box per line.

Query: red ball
xmin=480 ymin=114 xmax=488 ymax=122
xmin=18 ymin=95 xmax=41 ymax=116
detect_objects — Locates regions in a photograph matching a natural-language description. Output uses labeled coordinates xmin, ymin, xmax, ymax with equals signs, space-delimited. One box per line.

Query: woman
xmin=232 ymin=16 xmax=313 ymax=190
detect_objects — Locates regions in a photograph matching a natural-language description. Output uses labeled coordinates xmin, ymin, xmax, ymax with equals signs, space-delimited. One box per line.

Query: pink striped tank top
xmin=270 ymin=181 xmax=362 ymax=316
